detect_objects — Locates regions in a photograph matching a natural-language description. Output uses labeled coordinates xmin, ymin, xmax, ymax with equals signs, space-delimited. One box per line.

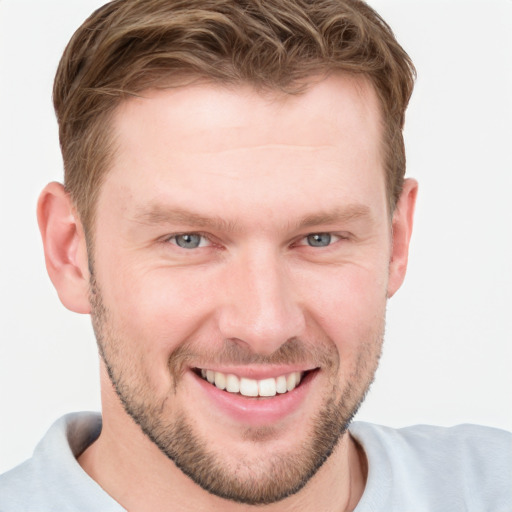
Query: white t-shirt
xmin=0 ymin=412 xmax=510 ymax=511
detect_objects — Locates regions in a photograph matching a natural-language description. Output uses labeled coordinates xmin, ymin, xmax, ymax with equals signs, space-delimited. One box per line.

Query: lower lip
xmin=190 ymin=370 xmax=318 ymax=426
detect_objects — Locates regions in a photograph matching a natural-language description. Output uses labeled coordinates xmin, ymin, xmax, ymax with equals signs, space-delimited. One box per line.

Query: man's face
xmin=89 ymin=75 xmax=396 ymax=504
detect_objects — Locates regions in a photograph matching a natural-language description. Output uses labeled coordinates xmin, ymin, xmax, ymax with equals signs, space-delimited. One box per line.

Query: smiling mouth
xmin=194 ymin=368 xmax=313 ymax=397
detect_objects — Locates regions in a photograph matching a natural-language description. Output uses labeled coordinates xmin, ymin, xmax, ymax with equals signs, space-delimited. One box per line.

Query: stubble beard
xmin=89 ymin=276 xmax=383 ymax=505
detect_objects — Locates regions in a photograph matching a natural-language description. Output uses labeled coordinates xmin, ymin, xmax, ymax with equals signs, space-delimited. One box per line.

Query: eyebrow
xmin=132 ymin=205 xmax=240 ymax=232
xmin=132 ymin=203 xmax=372 ymax=233
xmin=294 ymin=205 xmax=372 ymax=230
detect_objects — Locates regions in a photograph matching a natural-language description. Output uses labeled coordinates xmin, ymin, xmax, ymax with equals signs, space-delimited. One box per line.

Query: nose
xmin=217 ymin=247 xmax=306 ymax=355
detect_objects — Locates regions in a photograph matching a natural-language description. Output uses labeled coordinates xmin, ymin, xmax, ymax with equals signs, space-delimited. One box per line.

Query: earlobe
xmin=37 ymin=182 xmax=91 ymax=314
xmin=387 ymin=178 xmax=418 ymax=298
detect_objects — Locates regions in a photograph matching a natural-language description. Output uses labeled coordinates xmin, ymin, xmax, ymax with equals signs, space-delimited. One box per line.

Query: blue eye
xmin=173 ymin=234 xmax=204 ymax=249
xmin=306 ymin=233 xmax=332 ymax=247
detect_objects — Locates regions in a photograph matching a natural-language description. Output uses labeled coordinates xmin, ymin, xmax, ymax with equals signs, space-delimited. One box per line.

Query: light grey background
xmin=1 ymin=0 xmax=511 ymax=474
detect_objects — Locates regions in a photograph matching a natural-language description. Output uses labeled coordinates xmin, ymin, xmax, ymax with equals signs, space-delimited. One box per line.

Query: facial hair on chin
xmin=88 ymin=274 xmax=383 ymax=505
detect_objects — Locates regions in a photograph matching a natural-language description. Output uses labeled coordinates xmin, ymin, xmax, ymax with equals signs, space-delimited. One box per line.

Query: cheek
xmin=101 ymin=264 xmax=218 ymax=348
xmin=96 ymin=265 xmax=221 ymax=393
xmin=302 ymin=263 xmax=388 ymax=353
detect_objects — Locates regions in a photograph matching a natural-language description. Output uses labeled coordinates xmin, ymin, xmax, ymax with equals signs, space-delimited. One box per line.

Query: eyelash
xmin=164 ymin=232 xmax=348 ymax=250
xmin=165 ymin=232 xmax=213 ymax=249
xmin=295 ymin=233 xmax=345 ymax=248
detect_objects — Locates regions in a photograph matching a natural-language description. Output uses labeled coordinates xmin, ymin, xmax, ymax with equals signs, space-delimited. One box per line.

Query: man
xmin=0 ymin=0 xmax=510 ymax=511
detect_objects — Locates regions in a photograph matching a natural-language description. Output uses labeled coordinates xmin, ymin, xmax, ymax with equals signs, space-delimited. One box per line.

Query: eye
xmin=305 ymin=233 xmax=334 ymax=247
xmin=170 ymin=233 xmax=209 ymax=249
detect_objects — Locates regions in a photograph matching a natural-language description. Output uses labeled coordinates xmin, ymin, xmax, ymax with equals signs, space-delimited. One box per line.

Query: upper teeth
xmin=200 ymin=369 xmax=303 ymax=397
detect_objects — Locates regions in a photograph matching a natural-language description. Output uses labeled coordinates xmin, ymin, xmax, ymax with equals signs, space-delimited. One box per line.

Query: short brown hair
xmin=53 ymin=0 xmax=415 ymax=233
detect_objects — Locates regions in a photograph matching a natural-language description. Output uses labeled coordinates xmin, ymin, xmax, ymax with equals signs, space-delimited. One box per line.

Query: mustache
xmin=168 ymin=337 xmax=338 ymax=378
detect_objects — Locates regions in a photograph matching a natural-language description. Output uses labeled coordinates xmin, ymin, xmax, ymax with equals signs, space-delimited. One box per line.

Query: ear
xmin=387 ymin=178 xmax=418 ymax=298
xmin=37 ymin=182 xmax=91 ymax=313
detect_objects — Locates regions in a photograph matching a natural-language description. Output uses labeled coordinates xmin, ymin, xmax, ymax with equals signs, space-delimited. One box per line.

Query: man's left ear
xmin=387 ymin=178 xmax=418 ymax=298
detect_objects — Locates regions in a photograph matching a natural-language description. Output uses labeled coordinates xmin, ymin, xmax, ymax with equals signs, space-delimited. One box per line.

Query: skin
xmin=38 ymin=74 xmax=417 ymax=512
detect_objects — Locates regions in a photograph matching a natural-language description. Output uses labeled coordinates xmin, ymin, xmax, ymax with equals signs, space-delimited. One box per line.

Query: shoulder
xmin=0 ymin=412 xmax=122 ymax=512
xmin=350 ymin=422 xmax=512 ymax=512
xmin=351 ymin=421 xmax=512 ymax=458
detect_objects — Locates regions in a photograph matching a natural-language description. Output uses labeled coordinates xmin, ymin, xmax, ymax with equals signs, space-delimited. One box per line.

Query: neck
xmin=78 ymin=374 xmax=367 ymax=512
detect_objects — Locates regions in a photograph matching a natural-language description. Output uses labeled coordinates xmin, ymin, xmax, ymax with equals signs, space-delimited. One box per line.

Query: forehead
xmin=113 ymin=74 xmax=382 ymax=155
xmin=100 ymin=74 xmax=386 ymax=228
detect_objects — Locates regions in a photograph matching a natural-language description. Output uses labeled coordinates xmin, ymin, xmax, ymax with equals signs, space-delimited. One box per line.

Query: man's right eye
xmin=169 ymin=233 xmax=209 ymax=249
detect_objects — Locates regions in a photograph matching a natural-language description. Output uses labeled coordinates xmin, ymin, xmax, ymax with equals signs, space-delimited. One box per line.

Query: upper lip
xmin=192 ymin=365 xmax=318 ymax=380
